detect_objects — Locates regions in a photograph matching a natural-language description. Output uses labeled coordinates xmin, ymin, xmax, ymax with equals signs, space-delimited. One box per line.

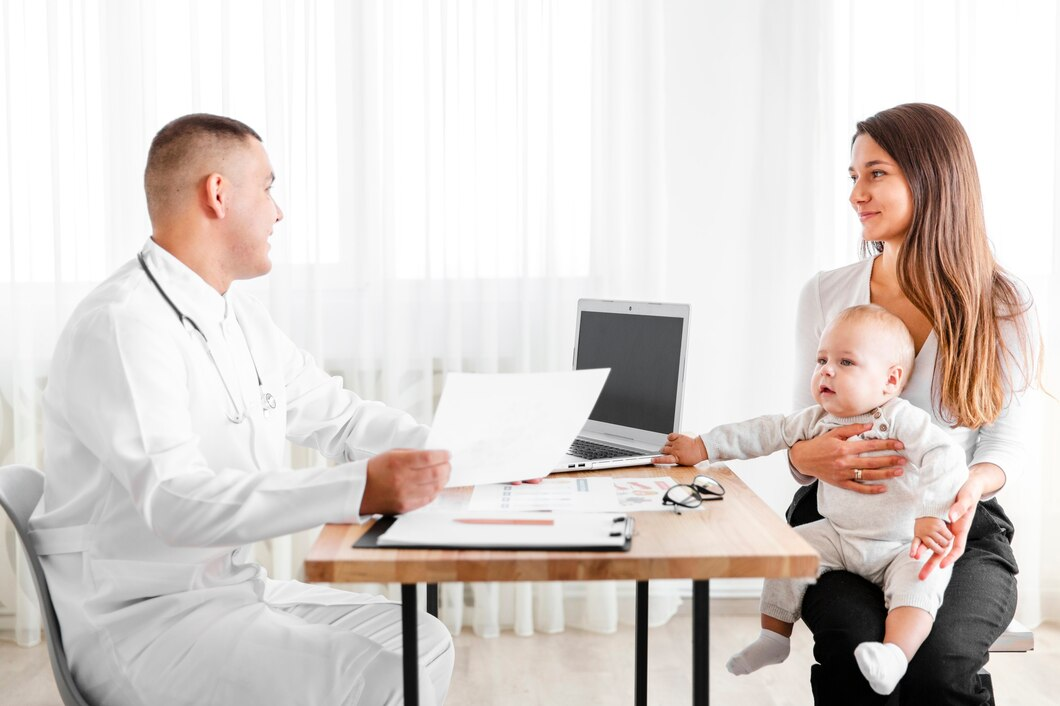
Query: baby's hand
xmin=653 ymin=433 xmax=708 ymax=466
xmin=911 ymin=516 xmax=954 ymax=561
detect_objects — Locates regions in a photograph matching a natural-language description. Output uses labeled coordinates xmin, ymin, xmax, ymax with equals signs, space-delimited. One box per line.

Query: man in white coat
xmin=30 ymin=114 xmax=455 ymax=705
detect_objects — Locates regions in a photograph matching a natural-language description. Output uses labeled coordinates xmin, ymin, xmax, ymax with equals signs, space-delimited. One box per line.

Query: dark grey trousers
xmin=787 ymin=484 xmax=1018 ymax=705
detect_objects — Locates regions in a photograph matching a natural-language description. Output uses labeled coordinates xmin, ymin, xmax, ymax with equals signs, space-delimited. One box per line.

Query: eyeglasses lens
xmin=664 ymin=484 xmax=701 ymax=508
xmin=692 ymin=475 xmax=725 ymax=497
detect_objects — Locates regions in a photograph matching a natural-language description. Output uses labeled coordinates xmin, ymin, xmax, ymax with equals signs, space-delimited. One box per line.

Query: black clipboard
xmin=354 ymin=514 xmax=635 ymax=552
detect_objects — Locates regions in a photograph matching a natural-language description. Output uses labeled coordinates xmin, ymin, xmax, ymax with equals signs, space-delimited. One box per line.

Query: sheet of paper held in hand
xmin=426 ymin=370 xmax=610 ymax=488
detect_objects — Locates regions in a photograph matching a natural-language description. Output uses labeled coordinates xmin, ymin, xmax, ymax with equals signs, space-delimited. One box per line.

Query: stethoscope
xmin=138 ymin=253 xmax=277 ymax=424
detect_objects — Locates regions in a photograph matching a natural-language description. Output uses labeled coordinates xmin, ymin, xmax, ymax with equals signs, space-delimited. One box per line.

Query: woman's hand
xmin=918 ymin=472 xmax=988 ymax=580
xmin=788 ymin=423 xmax=906 ymax=494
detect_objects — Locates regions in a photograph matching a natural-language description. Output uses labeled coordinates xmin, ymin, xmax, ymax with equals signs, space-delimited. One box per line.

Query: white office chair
xmin=0 ymin=464 xmax=93 ymax=706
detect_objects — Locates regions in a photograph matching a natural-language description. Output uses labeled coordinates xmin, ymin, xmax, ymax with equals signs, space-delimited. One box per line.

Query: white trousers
xmin=760 ymin=519 xmax=952 ymax=624
xmin=71 ymin=579 xmax=454 ymax=706
xmin=276 ymin=600 xmax=455 ymax=706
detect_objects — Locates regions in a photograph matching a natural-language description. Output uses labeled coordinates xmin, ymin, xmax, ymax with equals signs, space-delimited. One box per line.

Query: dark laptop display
xmin=576 ymin=311 xmax=683 ymax=434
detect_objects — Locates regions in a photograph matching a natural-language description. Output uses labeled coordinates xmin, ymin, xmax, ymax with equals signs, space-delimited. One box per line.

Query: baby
xmin=657 ymin=304 xmax=967 ymax=695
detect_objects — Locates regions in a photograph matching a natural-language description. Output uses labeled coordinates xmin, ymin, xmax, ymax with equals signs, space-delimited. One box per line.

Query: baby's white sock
xmin=726 ymin=629 xmax=791 ymax=675
xmin=854 ymin=641 xmax=908 ymax=695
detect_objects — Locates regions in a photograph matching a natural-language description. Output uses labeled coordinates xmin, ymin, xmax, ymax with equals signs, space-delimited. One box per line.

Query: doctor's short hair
xmin=144 ymin=113 xmax=262 ymax=222
xmin=825 ymin=304 xmax=916 ymax=377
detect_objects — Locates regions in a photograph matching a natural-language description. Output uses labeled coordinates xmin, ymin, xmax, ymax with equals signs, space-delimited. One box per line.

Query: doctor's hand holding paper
xmin=363 ymin=449 xmax=453 ymax=514
xmin=31 ymin=114 xmax=454 ymax=706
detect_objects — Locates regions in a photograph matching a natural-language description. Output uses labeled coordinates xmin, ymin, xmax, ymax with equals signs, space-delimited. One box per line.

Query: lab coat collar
xmin=140 ymin=238 xmax=233 ymax=328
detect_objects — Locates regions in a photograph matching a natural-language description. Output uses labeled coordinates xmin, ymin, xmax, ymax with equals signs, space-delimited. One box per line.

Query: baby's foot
xmin=726 ymin=629 xmax=791 ymax=675
xmin=854 ymin=641 xmax=908 ymax=695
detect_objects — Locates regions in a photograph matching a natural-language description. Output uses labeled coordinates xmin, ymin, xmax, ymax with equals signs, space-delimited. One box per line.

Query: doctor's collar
xmin=140 ymin=238 xmax=229 ymax=328
xmin=138 ymin=248 xmax=269 ymax=424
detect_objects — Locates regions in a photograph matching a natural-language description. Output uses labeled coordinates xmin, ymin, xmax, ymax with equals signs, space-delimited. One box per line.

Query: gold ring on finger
xmin=853 ymin=468 xmax=863 ymax=481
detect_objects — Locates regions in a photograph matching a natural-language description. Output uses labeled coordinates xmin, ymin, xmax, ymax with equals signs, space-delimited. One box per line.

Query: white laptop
xmin=554 ymin=299 xmax=690 ymax=472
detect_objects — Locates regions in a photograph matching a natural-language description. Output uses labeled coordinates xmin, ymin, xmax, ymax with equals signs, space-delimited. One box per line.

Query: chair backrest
xmin=0 ymin=465 xmax=93 ymax=706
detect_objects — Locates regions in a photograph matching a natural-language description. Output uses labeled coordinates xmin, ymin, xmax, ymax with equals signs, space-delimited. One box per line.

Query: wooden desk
xmin=305 ymin=465 xmax=819 ymax=705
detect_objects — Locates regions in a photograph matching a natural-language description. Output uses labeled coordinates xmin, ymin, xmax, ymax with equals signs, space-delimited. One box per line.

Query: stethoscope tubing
xmin=138 ymin=252 xmax=276 ymax=423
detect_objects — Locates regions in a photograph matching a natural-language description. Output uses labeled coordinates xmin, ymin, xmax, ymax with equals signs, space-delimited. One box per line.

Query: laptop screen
xmin=575 ymin=311 xmax=684 ymax=434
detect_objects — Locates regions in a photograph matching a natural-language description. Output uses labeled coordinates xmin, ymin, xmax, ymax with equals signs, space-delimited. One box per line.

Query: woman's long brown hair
xmin=855 ymin=103 xmax=1038 ymax=428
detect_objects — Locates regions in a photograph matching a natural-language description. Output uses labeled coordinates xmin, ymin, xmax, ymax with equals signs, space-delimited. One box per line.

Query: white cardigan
xmin=790 ymin=256 xmax=1038 ymax=496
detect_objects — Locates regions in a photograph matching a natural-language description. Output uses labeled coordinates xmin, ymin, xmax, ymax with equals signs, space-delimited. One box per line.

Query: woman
xmin=786 ymin=103 xmax=1040 ymax=704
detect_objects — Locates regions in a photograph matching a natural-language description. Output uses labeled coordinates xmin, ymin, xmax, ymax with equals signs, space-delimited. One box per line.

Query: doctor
xmin=31 ymin=114 xmax=454 ymax=705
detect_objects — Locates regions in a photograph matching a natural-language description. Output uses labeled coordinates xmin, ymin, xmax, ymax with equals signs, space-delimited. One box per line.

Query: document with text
xmin=467 ymin=476 xmax=684 ymax=512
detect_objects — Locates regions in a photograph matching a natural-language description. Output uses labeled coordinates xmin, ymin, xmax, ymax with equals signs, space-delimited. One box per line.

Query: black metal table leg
xmin=426 ymin=583 xmax=439 ymax=617
xmin=693 ymin=579 xmax=710 ymax=706
xmin=635 ymin=580 xmax=649 ymax=706
xmin=401 ymin=583 xmax=419 ymax=706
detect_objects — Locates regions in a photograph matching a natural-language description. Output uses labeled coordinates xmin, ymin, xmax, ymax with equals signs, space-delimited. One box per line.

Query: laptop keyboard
xmin=568 ymin=438 xmax=645 ymax=460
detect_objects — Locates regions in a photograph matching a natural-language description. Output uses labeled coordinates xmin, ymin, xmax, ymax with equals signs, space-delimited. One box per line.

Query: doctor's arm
xmin=65 ymin=314 xmax=439 ymax=548
xmin=264 ymin=308 xmax=432 ymax=460
xmin=279 ymin=349 xmax=455 ymax=501
xmin=271 ymin=324 xmax=457 ymax=508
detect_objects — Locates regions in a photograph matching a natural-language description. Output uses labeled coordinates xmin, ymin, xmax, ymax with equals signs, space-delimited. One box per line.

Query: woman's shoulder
xmin=799 ymin=257 xmax=874 ymax=321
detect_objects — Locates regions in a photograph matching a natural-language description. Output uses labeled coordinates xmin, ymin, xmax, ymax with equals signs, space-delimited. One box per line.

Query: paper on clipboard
xmin=375 ymin=511 xmax=634 ymax=550
xmin=426 ymin=370 xmax=609 ymax=487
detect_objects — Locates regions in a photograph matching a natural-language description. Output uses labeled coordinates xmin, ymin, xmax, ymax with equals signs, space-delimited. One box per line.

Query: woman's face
xmin=849 ymin=134 xmax=914 ymax=248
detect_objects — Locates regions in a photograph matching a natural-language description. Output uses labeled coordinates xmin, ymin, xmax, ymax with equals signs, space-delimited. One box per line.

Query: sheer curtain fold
xmin=0 ymin=0 xmax=1057 ymax=650
xmin=334 ymin=0 xmax=678 ymax=637
xmin=0 ymin=0 xmax=677 ymax=644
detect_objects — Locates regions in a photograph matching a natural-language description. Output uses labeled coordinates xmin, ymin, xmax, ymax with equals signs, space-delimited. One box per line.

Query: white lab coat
xmin=30 ymin=239 xmax=452 ymax=705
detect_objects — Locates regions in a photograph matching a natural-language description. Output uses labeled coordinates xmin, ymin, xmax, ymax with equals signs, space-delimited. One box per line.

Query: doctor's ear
xmin=203 ymin=173 xmax=228 ymax=219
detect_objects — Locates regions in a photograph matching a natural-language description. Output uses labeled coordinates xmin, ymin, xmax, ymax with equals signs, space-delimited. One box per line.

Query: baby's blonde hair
xmin=826 ymin=305 xmax=916 ymax=385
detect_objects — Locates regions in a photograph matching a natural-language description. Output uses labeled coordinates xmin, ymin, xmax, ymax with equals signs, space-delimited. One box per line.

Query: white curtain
xmin=0 ymin=0 xmax=678 ymax=646
xmin=1 ymin=0 xmax=1057 ymax=651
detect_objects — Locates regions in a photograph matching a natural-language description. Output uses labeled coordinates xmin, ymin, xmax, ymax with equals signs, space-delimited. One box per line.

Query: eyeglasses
xmin=662 ymin=475 xmax=725 ymax=514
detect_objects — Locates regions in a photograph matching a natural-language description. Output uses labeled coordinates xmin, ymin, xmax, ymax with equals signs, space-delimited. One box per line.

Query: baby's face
xmin=811 ymin=320 xmax=898 ymax=417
